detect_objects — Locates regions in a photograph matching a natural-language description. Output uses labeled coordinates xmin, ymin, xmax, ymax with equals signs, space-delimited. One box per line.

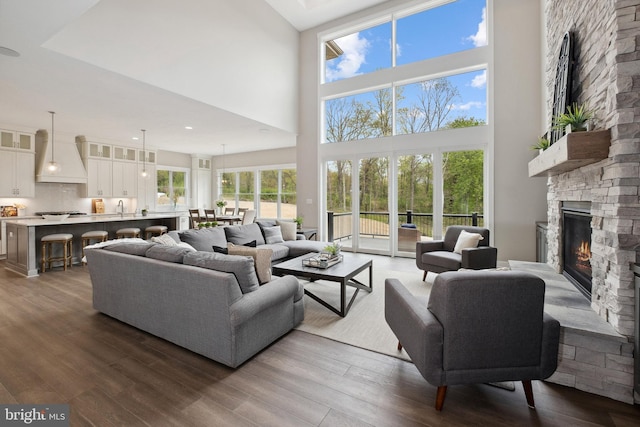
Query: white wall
xmin=492 ymin=0 xmax=547 ymax=261
xmin=298 ymin=0 xmax=548 ymax=260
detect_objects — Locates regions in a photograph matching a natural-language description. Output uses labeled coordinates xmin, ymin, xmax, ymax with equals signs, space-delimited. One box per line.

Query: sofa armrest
xmin=385 ymin=278 xmax=444 ymax=385
xmin=461 ymin=246 xmax=497 ymax=269
xmin=229 ymin=275 xmax=300 ymax=326
xmin=416 ymin=240 xmax=444 ymax=255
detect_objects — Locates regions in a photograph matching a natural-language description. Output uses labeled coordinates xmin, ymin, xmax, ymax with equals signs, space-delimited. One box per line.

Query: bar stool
xmin=41 ymin=233 xmax=73 ymax=272
xmin=145 ymin=225 xmax=168 ymax=239
xmin=81 ymin=230 xmax=109 ymax=265
xmin=116 ymin=228 xmax=141 ymax=239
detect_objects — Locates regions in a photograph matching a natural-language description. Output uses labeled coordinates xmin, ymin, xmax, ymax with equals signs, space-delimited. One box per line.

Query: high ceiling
xmin=0 ymin=0 xmax=387 ymax=156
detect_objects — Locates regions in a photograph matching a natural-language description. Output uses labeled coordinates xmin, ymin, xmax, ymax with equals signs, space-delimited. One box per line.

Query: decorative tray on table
xmin=302 ymin=253 xmax=343 ymax=269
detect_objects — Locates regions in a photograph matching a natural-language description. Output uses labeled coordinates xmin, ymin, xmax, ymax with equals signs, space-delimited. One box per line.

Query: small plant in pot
xmin=322 ymin=242 xmax=342 ymax=259
xmin=553 ymin=103 xmax=594 ymax=133
xmin=531 ymin=137 xmax=550 ymax=154
xmin=141 ymin=208 xmax=148 ymax=216
xmin=294 ymin=216 xmax=303 ymax=230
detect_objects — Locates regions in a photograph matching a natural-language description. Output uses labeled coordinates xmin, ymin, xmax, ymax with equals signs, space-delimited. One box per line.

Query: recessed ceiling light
xmin=0 ymin=46 xmax=20 ymax=57
xmin=185 ymin=126 xmax=193 ymax=130
xmin=132 ymin=136 xmax=139 ymax=140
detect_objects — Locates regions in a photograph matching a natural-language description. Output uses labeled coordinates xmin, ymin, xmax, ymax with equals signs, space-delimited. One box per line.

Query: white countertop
xmin=3 ymin=212 xmax=187 ymax=226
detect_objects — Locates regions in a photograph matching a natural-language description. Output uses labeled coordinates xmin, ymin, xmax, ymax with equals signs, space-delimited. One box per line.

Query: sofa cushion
xmin=260 ymin=243 xmax=290 ymax=261
xmin=263 ymin=226 xmax=285 ymax=244
xmin=282 ymin=240 xmax=327 ymax=258
xmin=224 ymin=223 xmax=266 ymax=246
xmin=178 ymin=227 xmax=227 ymax=251
xmin=146 ymin=244 xmax=195 ymax=263
xmin=276 ymin=220 xmax=297 ymax=241
xmin=103 ymin=241 xmax=155 ymax=256
xmin=227 ymin=244 xmax=273 ymax=284
xmin=183 ymin=251 xmax=260 ymax=294
xmin=422 ymin=251 xmax=462 ymax=270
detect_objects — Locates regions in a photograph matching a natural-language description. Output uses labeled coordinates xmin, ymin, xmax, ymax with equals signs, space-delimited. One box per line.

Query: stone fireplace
xmin=545 ymin=0 xmax=638 ymax=339
xmin=542 ymin=0 xmax=639 ymax=403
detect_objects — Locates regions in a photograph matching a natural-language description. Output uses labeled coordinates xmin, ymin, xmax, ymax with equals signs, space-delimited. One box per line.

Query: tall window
xmin=320 ymin=0 xmax=490 ymax=251
xmin=219 ymin=166 xmax=296 ymax=218
xmin=157 ymin=168 xmax=189 ymax=210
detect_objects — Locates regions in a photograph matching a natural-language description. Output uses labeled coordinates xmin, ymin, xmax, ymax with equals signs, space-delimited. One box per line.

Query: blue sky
xmin=326 ymin=0 xmax=487 ymax=124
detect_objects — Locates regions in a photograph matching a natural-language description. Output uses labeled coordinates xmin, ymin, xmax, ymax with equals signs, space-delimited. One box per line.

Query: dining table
xmin=217 ymin=215 xmax=242 ymax=225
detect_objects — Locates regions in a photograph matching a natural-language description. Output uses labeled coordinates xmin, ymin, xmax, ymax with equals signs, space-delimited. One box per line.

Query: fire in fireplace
xmin=562 ymin=206 xmax=592 ymax=298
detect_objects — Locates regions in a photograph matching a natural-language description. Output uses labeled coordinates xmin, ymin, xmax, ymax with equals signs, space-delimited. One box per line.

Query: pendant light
xmin=221 ymin=143 xmax=227 ymax=184
xmin=47 ymin=111 xmax=59 ymax=172
xmin=140 ymin=129 xmax=148 ymax=178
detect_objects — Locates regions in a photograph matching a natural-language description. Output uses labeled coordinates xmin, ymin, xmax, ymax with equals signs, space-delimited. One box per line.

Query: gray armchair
xmin=385 ymin=271 xmax=560 ymax=411
xmin=416 ymin=225 xmax=497 ymax=281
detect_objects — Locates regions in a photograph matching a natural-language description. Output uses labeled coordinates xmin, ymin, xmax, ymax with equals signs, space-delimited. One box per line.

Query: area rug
xmin=294 ymin=266 xmax=430 ymax=361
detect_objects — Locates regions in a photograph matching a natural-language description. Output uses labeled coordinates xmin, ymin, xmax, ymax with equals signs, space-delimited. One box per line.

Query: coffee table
xmin=272 ymin=252 xmax=373 ymax=317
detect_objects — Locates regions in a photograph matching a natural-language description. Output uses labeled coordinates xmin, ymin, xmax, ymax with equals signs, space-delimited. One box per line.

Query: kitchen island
xmin=4 ymin=212 xmax=186 ymax=277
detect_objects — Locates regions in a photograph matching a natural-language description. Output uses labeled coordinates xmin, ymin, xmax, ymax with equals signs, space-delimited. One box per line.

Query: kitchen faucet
xmin=117 ymin=200 xmax=124 ymax=217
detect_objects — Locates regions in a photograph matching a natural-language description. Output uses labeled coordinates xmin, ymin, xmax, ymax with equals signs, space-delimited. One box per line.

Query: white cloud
xmin=468 ymin=7 xmax=487 ymax=47
xmin=326 ymin=32 xmax=370 ymax=82
xmin=451 ymin=101 xmax=483 ymax=111
xmin=470 ymin=70 xmax=486 ymax=88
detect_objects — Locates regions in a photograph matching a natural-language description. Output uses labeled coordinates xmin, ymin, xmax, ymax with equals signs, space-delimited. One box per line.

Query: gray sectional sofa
xmin=85 ymin=221 xmax=328 ymax=368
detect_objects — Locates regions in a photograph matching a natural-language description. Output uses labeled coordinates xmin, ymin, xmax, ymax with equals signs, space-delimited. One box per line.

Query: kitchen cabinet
xmin=1 ymin=129 xmax=33 ymax=150
xmin=138 ymin=149 xmax=156 ymax=164
xmin=5 ymin=222 xmax=31 ymax=274
xmin=191 ymin=156 xmax=212 ymax=210
xmin=86 ymin=142 xmax=111 ymax=159
xmin=0 ymin=148 xmax=35 ymax=197
xmin=137 ymin=163 xmax=157 ymax=210
xmin=86 ymin=158 xmax=112 ymax=197
xmin=112 ymin=161 xmax=137 ymax=197
xmin=113 ymin=146 xmax=137 ymax=162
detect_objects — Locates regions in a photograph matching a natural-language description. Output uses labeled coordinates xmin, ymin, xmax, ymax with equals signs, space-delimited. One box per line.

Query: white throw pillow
xmin=453 ymin=230 xmax=483 ymax=254
xmin=276 ymin=220 xmax=297 ymax=241
xmin=263 ymin=226 xmax=285 ymax=244
xmin=151 ymin=234 xmax=178 ymax=246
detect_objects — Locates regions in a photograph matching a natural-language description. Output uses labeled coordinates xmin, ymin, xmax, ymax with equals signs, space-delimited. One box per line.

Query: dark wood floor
xmin=0 ymin=261 xmax=638 ymax=426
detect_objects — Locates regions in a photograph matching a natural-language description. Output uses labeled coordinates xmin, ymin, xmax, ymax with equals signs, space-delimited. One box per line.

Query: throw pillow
xmin=243 ymin=240 xmax=257 ymax=248
xmin=263 ymin=226 xmax=285 ymax=244
xmin=212 ymin=245 xmax=229 ymax=254
xmin=276 ymin=220 xmax=297 ymax=241
xmin=183 ymin=252 xmax=260 ymax=294
xmin=228 ymin=244 xmax=273 ymax=284
xmin=151 ymin=233 xmax=178 ymax=246
xmin=453 ymin=230 xmax=484 ymax=254
xmin=224 ymin=223 xmax=266 ymax=246
xmin=177 ymin=242 xmax=196 ymax=252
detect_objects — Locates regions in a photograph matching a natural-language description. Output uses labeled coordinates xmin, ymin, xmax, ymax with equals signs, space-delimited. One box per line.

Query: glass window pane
xmin=281 ymin=169 xmax=297 ymax=219
xmin=259 ymin=170 xmax=278 ymax=218
xmin=359 ymin=157 xmax=389 ymax=252
xmin=326 ymin=160 xmax=353 ymax=246
xmin=396 ymin=69 xmax=487 ymax=134
xmin=325 ymin=21 xmax=391 ymax=83
xmin=171 ymin=171 xmax=187 ymax=207
xmin=442 ymin=149 xmax=484 ymax=228
xmin=396 ymin=0 xmax=487 ymax=66
xmin=397 ymin=154 xmax=433 ymax=243
xmin=221 ymin=172 xmax=236 ymax=206
xmin=157 ymin=170 xmax=170 ymax=207
xmin=237 ymin=171 xmax=254 ymax=211
xmin=325 ymin=88 xmax=393 ymax=143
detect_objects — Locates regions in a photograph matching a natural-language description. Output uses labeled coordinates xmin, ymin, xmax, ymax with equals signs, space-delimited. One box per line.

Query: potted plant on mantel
xmin=553 ymin=102 xmax=594 ymax=133
xmin=531 ymin=137 xmax=550 ymax=154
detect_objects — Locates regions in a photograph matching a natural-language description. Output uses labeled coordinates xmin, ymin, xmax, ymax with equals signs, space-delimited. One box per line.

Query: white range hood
xmin=35 ymin=129 xmax=87 ymax=184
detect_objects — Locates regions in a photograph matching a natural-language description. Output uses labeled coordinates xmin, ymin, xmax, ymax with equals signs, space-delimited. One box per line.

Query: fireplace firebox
xmin=562 ymin=204 xmax=592 ymax=298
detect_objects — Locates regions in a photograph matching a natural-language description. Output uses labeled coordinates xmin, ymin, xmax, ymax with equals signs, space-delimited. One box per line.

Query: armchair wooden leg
xmin=435 ymin=386 xmax=447 ymax=411
xmin=522 ymin=380 xmax=535 ymax=408
xmin=397 ymin=341 xmax=403 ymax=351
xmin=422 ymin=270 xmax=427 ymax=281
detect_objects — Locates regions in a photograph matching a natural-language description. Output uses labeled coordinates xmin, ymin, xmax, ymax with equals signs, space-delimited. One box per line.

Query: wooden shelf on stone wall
xmin=528 ymin=129 xmax=611 ymax=177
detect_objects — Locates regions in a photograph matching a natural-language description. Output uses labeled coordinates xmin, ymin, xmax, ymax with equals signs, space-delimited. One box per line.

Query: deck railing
xmin=327 ymin=211 xmax=483 ymax=242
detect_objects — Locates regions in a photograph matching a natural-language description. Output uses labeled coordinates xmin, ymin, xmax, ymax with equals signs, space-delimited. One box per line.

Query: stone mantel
xmin=528 ymin=129 xmax=611 ymax=177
